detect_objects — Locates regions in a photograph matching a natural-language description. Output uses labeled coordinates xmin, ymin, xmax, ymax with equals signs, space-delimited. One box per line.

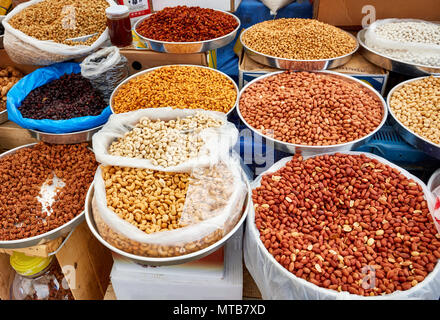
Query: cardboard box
xmin=149 ymin=0 xmax=242 ymax=12
xmin=239 ymin=50 xmax=389 ymax=96
xmin=314 ymin=0 xmax=440 ymax=29
xmin=119 ymin=48 xmax=215 ymax=74
xmin=0 ymin=222 xmax=113 ymax=300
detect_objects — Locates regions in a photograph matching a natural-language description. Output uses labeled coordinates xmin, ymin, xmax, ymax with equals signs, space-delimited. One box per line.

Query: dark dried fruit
xmin=19 ymin=73 xmax=107 ymax=120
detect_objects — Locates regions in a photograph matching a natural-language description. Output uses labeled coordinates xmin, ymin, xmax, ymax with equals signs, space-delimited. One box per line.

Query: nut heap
xmin=136 ymin=6 xmax=238 ymax=42
xmin=240 ymin=71 xmax=384 ymax=146
xmin=97 ymin=162 xmax=237 ymax=257
xmin=0 ymin=66 xmax=23 ymax=112
xmin=8 ymin=0 xmax=109 ymax=46
xmin=103 ymin=166 xmax=189 ymax=234
xmin=0 ymin=143 xmax=97 ymax=240
xmin=371 ymin=21 xmax=440 ymax=67
xmin=112 ymin=66 xmax=237 ymax=114
xmin=389 ymin=76 xmax=440 ymax=146
xmin=242 ymin=18 xmax=357 ymax=60
xmin=252 ymin=153 xmax=440 ymax=296
xmin=108 ymin=113 xmax=224 ymax=167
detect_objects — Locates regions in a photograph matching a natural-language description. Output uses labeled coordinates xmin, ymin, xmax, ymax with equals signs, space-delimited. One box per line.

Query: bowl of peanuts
xmin=237 ymin=70 xmax=388 ymax=157
xmin=387 ymin=75 xmax=440 ymax=160
xmin=240 ymin=18 xmax=359 ymax=70
xmin=110 ymin=65 xmax=239 ymax=116
xmin=84 ymin=164 xmax=251 ymax=266
xmin=245 ymin=151 xmax=440 ymax=299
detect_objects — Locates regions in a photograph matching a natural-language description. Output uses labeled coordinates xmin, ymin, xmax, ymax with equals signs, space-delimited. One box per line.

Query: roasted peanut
xmin=239 ymin=71 xmax=384 ymax=146
xmin=253 ymin=153 xmax=440 ymax=296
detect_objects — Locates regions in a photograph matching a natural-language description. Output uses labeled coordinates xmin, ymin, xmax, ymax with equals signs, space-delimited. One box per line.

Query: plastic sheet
xmin=80 ymin=47 xmax=129 ymax=103
xmin=92 ymin=108 xmax=239 ymax=173
xmin=244 ymin=151 xmax=440 ymax=300
xmin=2 ymin=0 xmax=113 ymax=65
xmin=92 ymin=156 xmax=248 ymax=258
xmin=7 ymin=62 xmax=111 ymax=134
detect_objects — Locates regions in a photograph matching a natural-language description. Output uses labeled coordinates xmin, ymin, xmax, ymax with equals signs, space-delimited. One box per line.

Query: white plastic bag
xmin=92 ymin=156 xmax=248 ymax=258
xmin=260 ymin=0 xmax=294 ymax=15
xmin=92 ymin=108 xmax=239 ymax=173
xmin=244 ymin=151 xmax=440 ymax=300
xmin=364 ymin=19 xmax=440 ymax=67
xmin=2 ymin=0 xmax=114 ymax=65
xmin=81 ymin=46 xmax=129 ymax=103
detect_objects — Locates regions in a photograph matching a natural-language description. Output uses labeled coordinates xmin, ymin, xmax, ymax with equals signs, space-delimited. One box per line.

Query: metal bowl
xmin=357 ymin=29 xmax=440 ymax=77
xmin=386 ymin=76 xmax=440 ymax=160
xmin=133 ymin=11 xmax=240 ymax=54
xmin=0 ymin=143 xmax=87 ymax=249
xmin=237 ymin=70 xmax=388 ymax=157
xmin=110 ymin=64 xmax=239 ymax=116
xmin=27 ymin=125 xmax=103 ymax=144
xmin=0 ymin=109 xmax=7 ymax=125
xmin=240 ymin=28 xmax=358 ymax=70
xmin=245 ymin=151 xmax=440 ymax=299
xmin=85 ymin=175 xmax=251 ymax=266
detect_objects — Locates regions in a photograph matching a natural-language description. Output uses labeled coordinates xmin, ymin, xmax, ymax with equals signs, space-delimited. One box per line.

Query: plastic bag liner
xmin=364 ymin=19 xmax=440 ymax=66
xmin=6 ymin=62 xmax=112 ymax=134
xmin=92 ymin=108 xmax=239 ymax=173
xmin=2 ymin=0 xmax=114 ymax=66
xmin=92 ymin=155 xmax=248 ymax=258
xmin=80 ymin=46 xmax=129 ymax=103
xmin=244 ymin=151 xmax=440 ymax=300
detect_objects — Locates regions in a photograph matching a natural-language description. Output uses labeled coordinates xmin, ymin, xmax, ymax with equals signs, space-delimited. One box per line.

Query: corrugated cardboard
xmin=0 ymin=222 xmax=113 ymax=300
xmin=239 ymin=50 xmax=389 ymax=95
xmin=119 ymin=49 xmax=210 ymax=75
xmin=314 ymin=0 xmax=440 ymax=28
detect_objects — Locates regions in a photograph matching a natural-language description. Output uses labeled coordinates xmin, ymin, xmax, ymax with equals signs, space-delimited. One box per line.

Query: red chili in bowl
xmin=136 ymin=6 xmax=238 ymax=42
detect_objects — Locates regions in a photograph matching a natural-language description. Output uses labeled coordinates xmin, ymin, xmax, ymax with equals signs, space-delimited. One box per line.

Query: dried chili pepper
xmin=136 ymin=6 xmax=238 ymax=42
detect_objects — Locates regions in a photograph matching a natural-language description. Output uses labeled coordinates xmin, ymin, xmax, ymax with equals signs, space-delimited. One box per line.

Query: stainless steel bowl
xmin=386 ymin=76 xmax=440 ymax=160
xmin=85 ymin=176 xmax=251 ymax=266
xmin=133 ymin=11 xmax=240 ymax=54
xmin=0 ymin=143 xmax=86 ymax=249
xmin=237 ymin=70 xmax=388 ymax=157
xmin=110 ymin=64 xmax=239 ymax=116
xmin=0 ymin=15 xmax=4 ymax=49
xmin=357 ymin=29 xmax=440 ymax=77
xmin=0 ymin=110 xmax=7 ymax=124
xmin=28 ymin=125 xmax=103 ymax=144
xmin=240 ymin=28 xmax=358 ymax=70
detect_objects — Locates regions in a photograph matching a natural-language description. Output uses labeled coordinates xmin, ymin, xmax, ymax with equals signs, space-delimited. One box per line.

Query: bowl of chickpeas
xmin=387 ymin=75 xmax=440 ymax=160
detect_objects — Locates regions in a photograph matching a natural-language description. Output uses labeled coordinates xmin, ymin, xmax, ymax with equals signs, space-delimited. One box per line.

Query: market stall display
xmin=2 ymin=0 xmax=112 ymax=65
xmin=7 ymin=62 xmax=112 ymax=143
xmin=9 ymin=252 xmax=74 ymax=300
xmin=0 ymin=65 xmax=22 ymax=124
xmin=245 ymin=152 xmax=440 ymax=299
xmin=358 ymin=20 xmax=440 ymax=76
xmin=240 ymin=18 xmax=358 ymax=70
xmin=237 ymin=70 xmax=387 ymax=156
xmin=0 ymin=142 xmax=97 ymax=248
xmin=387 ymin=76 xmax=440 ymax=160
xmin=133 ymin=6 xmax=240 ymax=53
xmin=111 ymin=65 xmax=238 ymax=115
